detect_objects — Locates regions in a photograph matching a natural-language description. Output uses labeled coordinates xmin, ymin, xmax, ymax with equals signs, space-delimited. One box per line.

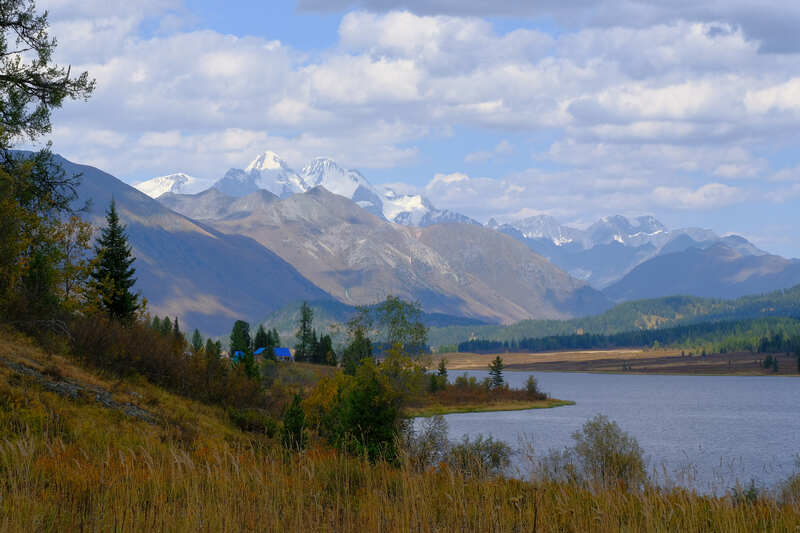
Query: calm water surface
xmin=435 ymin=371 xmax=800 ymax=493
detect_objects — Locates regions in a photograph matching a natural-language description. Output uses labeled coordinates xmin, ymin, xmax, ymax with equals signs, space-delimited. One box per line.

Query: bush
xmin=537 ymin=415 xmax=647 ymax=491
xmin=447 ymin=435 xmax=511 ymax=479
xmin=69 ymin=315 xmax=263 ymax=408
xmin=228 ymin=408 xmax=278 ymax=437
xmin=281 ymin=393 xmax=307 ymax=450
xmin=525 ymin=375 xmax=545 ymax=400
xmin=327 ymin=359 xmax=401 ymax=462
xmin=399 ymin=415 xmax=449 ymax=472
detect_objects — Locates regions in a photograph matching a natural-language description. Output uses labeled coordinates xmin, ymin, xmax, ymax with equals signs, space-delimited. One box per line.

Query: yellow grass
xmin=1 ymin=333 xmax=799 ymax=531
xmin=437 ymin=349 xmax=677 ymax=369
xmin=406 ymin=398 xmax=574 ymax=418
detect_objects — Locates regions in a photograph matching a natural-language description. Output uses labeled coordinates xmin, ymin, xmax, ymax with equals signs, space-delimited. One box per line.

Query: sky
xmin=33 ymin=0 xmax=800 ymax=256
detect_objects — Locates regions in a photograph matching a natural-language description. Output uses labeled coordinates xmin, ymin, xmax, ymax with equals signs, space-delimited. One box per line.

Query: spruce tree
xmin=342 ymin=327 xmax=372 ymax=375
xmin=191 ymin=328 xmax=203 ymax=353
xmin=281 ymin=393 xmax=307 ymax=450
xmin=254 ymin=324 xmax=269 ymax=350
xmin=271 ymin=328 xmax=281 ymax=347
xmin=488 ymin=356 xmax=505 ymax=389
xmin=294 ymin=302 xmax=314 ymax=362
xmin=90 ymin=200 xmax=139 ymax=321
xmin=230 ymin=320 xmax=251 ymax=358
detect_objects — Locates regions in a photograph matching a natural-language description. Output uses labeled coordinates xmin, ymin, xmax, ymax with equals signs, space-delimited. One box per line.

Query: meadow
xmin=2 ymin=332 xmax=799 ymax=532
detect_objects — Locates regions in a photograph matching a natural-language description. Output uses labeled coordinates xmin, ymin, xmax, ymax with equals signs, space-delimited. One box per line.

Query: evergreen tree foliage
xmin=437 ymin=358 xmax=448 ymax=379
xmin=281 ymin=393 xmax=307 ymax=450
xmin=253 ymin=324 xmax=269 ymax=350
xmin=342 ymin=327 xmax=372 ymax=375
xmin=160 ymin=316 xmax=172 ymax=336
xmin=230 ymin=320 xmax=251 ymax=358
xmin=294 ymin=302 xmax=315 ymax=362
xmin=172 ymin=316 xmax=180 ymax=339
xmin=0 ymin=0 xmax=94 ymax=323
xmin=329 ymin=359 xmax=401 ymax=462
xmin=230 ymin=320 xmax=258 ymax=378
xmin=488 ymin=356 xmax=505 ymax=389
xmin=191 ymin=328 xmax=203 ymax=353
xmin=89 ymin=200 xmax=139 ymax=321
xmin=315 ymin=334 xmax=336 ymax=366
xmin=271 ymin=328 xmax=281 ymax=347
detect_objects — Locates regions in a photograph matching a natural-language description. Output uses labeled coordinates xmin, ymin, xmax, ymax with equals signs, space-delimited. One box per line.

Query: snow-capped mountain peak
xmin=300 ymin=157 xmax=371 ymax=199
xmin=134 ymin=173 xmax=205 ymax=198
xmin=245 ymin=150 xmax=289 ymax=173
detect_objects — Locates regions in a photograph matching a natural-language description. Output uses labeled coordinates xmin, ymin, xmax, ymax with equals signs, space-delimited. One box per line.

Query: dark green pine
xmin=91 ymin=199 xmax=139 ymax=320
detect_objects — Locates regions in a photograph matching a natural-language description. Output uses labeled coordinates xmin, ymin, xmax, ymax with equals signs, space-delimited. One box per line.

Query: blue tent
xmin=253 ymin=347 xmax=266 ymax=356
xmin=232 ymin=350 xmax=244 ymax=361
xmin=274 ymin=347 xmax=292 ymax=360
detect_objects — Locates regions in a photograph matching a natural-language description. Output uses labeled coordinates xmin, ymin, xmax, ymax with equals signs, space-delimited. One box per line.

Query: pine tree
xmin=160 ymin=316 xmax=172 ymax=336
xmin=316 ymin=334 xmax=336 ymax=366
xmin=488 ymin=356 xmax=505 ymax=389
xmin=172 ymin=316 xmax=181 ymax=339
xmin=90 ymin=200 xmax=139 ymax=321
xmin=294 ymin=302 xmax=314 ymax=362
xmin=230 ymin=320 xmax=251 ymax=359
xmin=281 ymin=393 xmax=307 ymax=450
xmin=254 ymin=324 xmax=269 ymax=350
xmin=437 ymin=358 xmax=448 ymax=379
xmin=342 ymin=327 xmax=371 ymax=375
xmin=191 ymin=328 xmax=203 ymax=353
xmin=271 ymin=328 xmax=281 ymax=347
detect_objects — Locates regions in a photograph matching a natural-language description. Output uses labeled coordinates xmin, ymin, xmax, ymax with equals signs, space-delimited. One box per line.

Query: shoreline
xmin=437 ymin=350 xmax=800 ymax=377
xmin=406 ymin=398 xmax=574 ymax=418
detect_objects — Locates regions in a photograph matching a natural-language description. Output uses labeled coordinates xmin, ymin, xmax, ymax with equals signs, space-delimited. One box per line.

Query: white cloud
xmin=299 ymin=0 xmax=800 ymax=53
xmin=652 ymin=183 xmax=747 ymax=210
xmin=26 ymin=3 xmax=800 ymax=232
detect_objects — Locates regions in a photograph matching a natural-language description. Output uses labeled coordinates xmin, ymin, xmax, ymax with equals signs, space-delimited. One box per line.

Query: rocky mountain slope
xmin=176 ymin=187 xmax=610 ymax=324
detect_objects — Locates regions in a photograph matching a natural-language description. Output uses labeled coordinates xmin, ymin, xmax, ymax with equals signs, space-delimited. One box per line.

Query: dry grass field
xmin=1 ymin=331 xmax=800 ymax=531
xmin=437 ymin=349 xmax=800 ymax=376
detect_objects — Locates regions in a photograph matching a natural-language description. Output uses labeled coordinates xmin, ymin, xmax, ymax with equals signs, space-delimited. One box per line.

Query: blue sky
xmin=36 ymin=0 xmax=800 ymax=256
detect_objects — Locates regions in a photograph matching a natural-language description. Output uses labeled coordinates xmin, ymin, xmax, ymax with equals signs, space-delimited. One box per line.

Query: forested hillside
xmin=430 ymin=285 xmax=800 ymax=348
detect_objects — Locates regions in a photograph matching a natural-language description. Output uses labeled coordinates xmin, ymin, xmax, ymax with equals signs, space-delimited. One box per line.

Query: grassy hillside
xmin=430 ymin=285 xmax=800 ymax=347
xmin=2 ymin=331 xmax=798 ymax=532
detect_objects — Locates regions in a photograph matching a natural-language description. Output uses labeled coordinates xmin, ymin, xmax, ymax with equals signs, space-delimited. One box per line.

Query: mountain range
xmin=135 ymin=151 xmax=477 ymax=227
xmin=160 ymin=186 xmax=609 ymax=324
xmin=63 ymin=147 xmax=800 ymax=336
xmin=48 ymin=152 xmax=607 ymax=335
xmin=489 ymin=214 xmax=773 ymax=293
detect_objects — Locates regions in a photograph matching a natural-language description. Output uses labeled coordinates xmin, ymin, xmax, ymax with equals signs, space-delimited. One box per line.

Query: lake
xmin=432 ymin=370 xmax=800 ymax=494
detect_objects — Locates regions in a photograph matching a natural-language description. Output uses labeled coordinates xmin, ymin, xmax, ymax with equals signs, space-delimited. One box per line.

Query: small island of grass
xmin=406 ymin=398 xmax=574 ymax=418
xmin=405 ymin=356 xmax=571 ymax=417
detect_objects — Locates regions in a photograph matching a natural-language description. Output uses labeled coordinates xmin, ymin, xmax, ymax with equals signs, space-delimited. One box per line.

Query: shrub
xmin=325 ymin=359 xmax=401 ymax=462
xmin=281 ymin=393 xmax=307 ymax=450
xmin=525 ymin=375 xmax=545 ymax=400
xmin=69 ymin=315 xmax=263 ymax=408
xmin=537 ymin=415 xmax=646 ymax=491
xmin=399 ymin=415 xmax=449 ymax=472
xmin=447 ymin=435 xmax=511 ymax=479
xmin=572 ymin=415 xmax=646 ymax=490
xmin=228 ymin=408 xmax=278 ymax=437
